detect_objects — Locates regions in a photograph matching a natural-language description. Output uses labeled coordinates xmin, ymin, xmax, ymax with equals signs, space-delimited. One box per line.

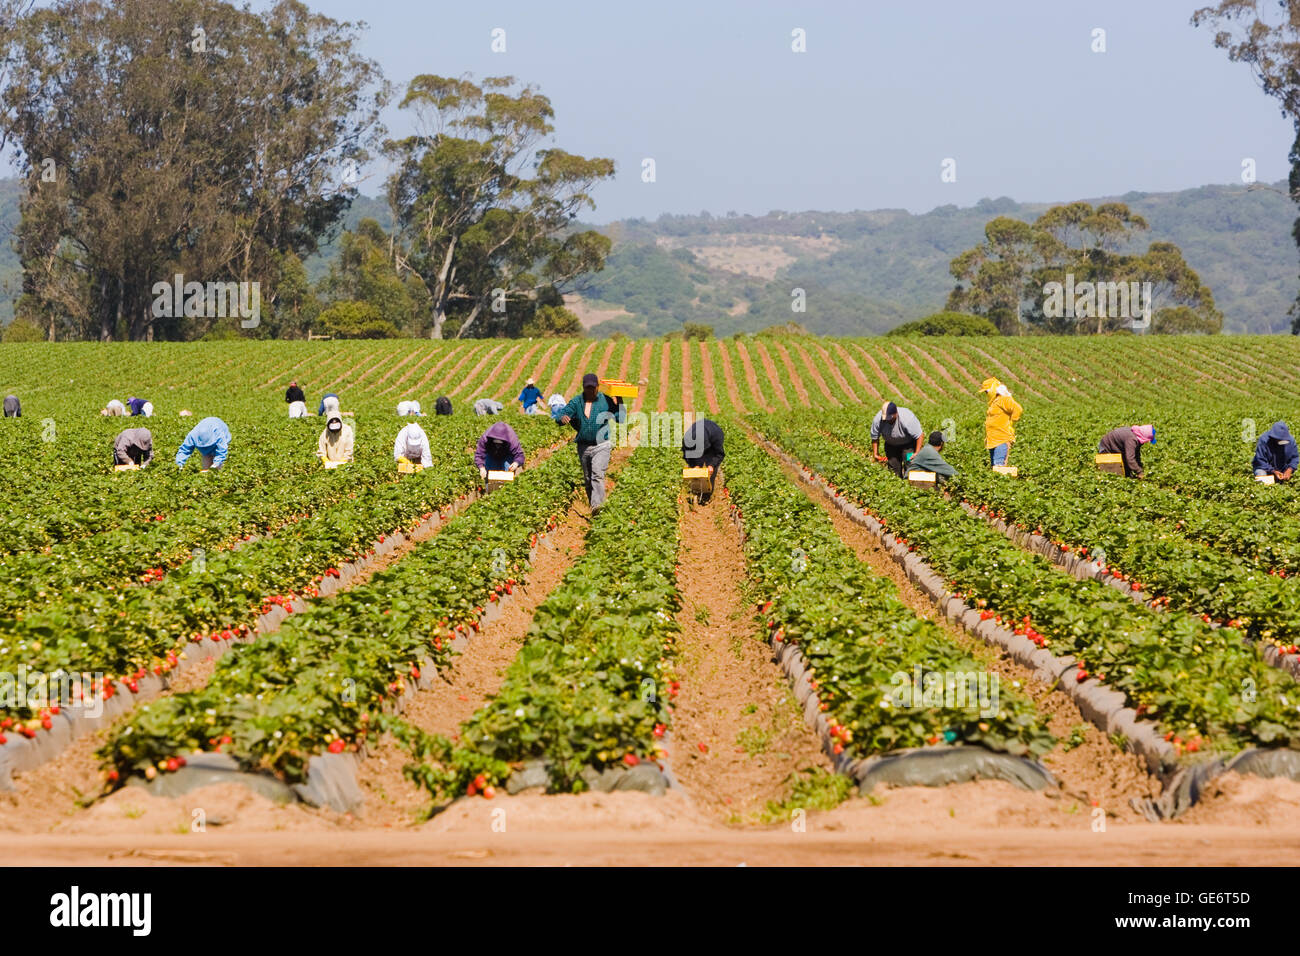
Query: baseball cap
xmin=582 ymin=373 xmax=599 ymax=388
xmin=885 ymin=402 xmax=898 ymax=419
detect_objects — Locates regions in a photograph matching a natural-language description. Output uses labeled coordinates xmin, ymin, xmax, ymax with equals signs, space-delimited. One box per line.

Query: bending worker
xmin=1253 ymin=421 xmax=1297 ymax=482
xmin=318 ymin=414 xmax=354 ymax=464
xmin=558 ymin=372 xmax=625 ymax=514
xmin=906 ymin=431 xmax=957 ymax=487
xmin=127 ymin=397 xmax=153 ymax=417
xmin=318 ymin=391 xmax=339 ymax=417
xmin=979 ymin=378 xmax=1023 ymax=466
xmin=475 ymin=421 xmax=525 ymax=486
xmin=102 ymin=399 xmax=126 ymax=417
xmin=3 ymin=395 xmax=20 ymax=418
xmin=1098 ymin=424 xmax=1155 ymax=479
xmin=393 ymin=420 xmax=432 ymax=467
xmin=112 ymin=427 xmax=153 ymax=468
xmin=870 ymin=401 xmax=925 ymax=478
xmin=682 ymin=418 xmax=725 ymax=504
xmin=176 ymin=417 xmax=230 ymax=470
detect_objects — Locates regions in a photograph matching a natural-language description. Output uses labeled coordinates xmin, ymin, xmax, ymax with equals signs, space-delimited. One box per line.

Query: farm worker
xmin=547 ymin=393 xmax=567 ymax=421
xmin=475 ymin=421 xmax=525 ymax=482
xmin=102 ymin=399 xmax=126 ymax=416
xmin=1097 ymin=425 xmax=1155 ymax=479
xmin=907 ymin=431 xmax=957 ymax=487
xmin=318 ymin=415 xmax=354 ymax=464
xmin=979 ymin=378 xmax=1023 ymax=466
xmin=1252 ymin=421 xmax=1298 ymax=482
xmin=517 ymin=378 xmax=544 ymax=414
xmin=287 ymin=400 xmax=307 ymax=419
xmin=318 ymin=392 xmax=339 ymax=416
xmin=3 ymin=394 xmax=20 ymax=417
xmin=558 ymin=373 xmax=625 ymax=514
xmin=285 ymin=381 xmax=305 ymax=405
xmin=393 ymin=421 xmax=432 ymax=467
xmin=682 ymin=418 xmax=725 ymax=504
xmin=396 ymin=400 xmax=424 ymax=417
xmin=870 ymin=401 xmax=925 ymax=478
xmin=127 ymin=397 xmax=151 ymax=417
xmin=435 ymin=396 xmax=452 ymax=415
xmin=112 ymin=427 xmax=154 ymax=467
xmin=474 ymin=397 xmax=503 ymax=416
xmin=141 ymin=401 xmax=154 ymax=417
xmin=175 ymin=417 xmax=231 ymax=470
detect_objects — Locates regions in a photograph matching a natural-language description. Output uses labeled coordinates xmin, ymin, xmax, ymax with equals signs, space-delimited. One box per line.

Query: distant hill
xmin=0 ymin=178 xmax=1294 ymax=335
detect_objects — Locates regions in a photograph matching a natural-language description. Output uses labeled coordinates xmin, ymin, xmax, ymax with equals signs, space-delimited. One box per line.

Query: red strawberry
xmin=697 ymin=742 xmax=708 ymax=753
xmin=623 ymin=753 xmax=640 ymax=767
xmin=327 ymin=739 xmax=345 ymax=754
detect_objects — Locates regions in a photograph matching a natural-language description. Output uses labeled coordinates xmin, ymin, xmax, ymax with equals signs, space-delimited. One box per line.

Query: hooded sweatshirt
xmin=979 ymin=378 xmax=1023 ymax=449
xmin=1253 ymin=421 xmax=1299 ymax=475
xmin=1097 ymin=425 xmax=1153 ymax=478
xmin=3 ymin=395 xmax=19 ymax=418
xmin=127 ymin=397 xmax=149 ymax=416
xmin=393 ymin=422 xmax=432 ymax=466
xmin=113 ymin=427 xmax=153 ymax=466
xmin=176 ymin=417 xmax=231 ymax=468
xmin=682 ymin=419 xmax=725 ymax=469
xmin=318 ymin=417 xmax=355 ymax=463
xmin=475 ymin=422 xmax=525 ymax=471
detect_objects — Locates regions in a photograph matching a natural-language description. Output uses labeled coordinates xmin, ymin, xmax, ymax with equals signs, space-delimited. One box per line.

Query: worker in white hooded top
xmin=393 ymin=420 xmax=432 ymax=467
xmin=396 ymin=400 xmax=424 ymax=417
xmin=102 ymin=399 xmax=126 ymax=416
xmin=318 ymin=414 xmax=354 ymax=463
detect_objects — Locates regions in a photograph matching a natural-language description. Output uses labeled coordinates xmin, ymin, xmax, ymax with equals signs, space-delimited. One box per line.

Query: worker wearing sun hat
xmin=979 ymin=378 xmax=1024 ymax=467
xmin=517 ymin=377 xmax=544 ymax=414
xmin=1098 ymin=424 xmax=1156 ymax=479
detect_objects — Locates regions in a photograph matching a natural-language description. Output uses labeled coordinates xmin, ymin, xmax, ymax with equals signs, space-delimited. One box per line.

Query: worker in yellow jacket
xmin=979 ymin=378 xmax=1023 ymax=466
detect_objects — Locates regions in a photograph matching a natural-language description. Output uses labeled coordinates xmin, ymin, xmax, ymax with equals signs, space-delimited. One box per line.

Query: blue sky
xmin=267 ymin=0 xmax=1294 ymax=222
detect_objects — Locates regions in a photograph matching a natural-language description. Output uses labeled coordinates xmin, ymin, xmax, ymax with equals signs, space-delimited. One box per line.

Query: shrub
xmin=886 ymin=311 xmax=999 ymax=337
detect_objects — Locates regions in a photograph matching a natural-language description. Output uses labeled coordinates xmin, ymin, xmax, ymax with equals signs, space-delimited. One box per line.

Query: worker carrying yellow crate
xmin=475 ymin=421 xmax=524 ymax=492
xmin=682 ymin=418 xmax=724 ymax=504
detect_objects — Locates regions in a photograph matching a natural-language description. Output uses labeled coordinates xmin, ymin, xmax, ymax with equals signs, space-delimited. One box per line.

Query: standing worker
xmin=1252 ymin=421 xmax=1297 ymax=483
xmin=1098 ymin=424 xmax=1155 ymax=479
xmin=682 ymin=418 xmax=725 ymax=504
xmin=393 ymin=420 xmax=432 ymax=467
xmin=318 ymin=414 xmax=354 ymax=464
xmin=517 ymin=378 xmax=544 ymax=414
xmin=112 ymin=427 xmax=154 ymax=468
xmin=3 ymin=395 xmax=20 ymax=418
xmin=979 ymin=378 xmax=1023 ymax=466
xmin=870 ymin=401 xmax=925 ymax=478
xmin=906 ymin=431 xmax=957 ymax=487
xmin=175 ymin=417 xmax=230 ymax=470
xmin=558 ymin=373 xmax=626 ymax=514
xmin=475 ymin=421 xmax=525 ymax=487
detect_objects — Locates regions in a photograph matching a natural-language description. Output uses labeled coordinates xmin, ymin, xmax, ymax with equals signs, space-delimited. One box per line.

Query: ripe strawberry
xmin=697 ymin=742 xmax=708 ymax=753
xmin=474 ymin=773 xmax=488 ymax=790
xmin=482 ymin=785 xmax=496 ymax=799
xmin=165 ymin=758 xmax=180 ymax=772
xmin=623 ymin=753 xmax=640 ymax=767
xmin=327 ymin=739 xmax=345 ymax=754
xmin=652 ymin=723 xmax=666 ymax=738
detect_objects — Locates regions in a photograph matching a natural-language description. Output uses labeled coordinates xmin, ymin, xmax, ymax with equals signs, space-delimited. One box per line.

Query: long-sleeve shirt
xmin=318 ymin=393 xmax=339 ymax=416
xmin=475 ymin=422 xmax=525 ymax=470
xmin=1253 ymin=421 xmax=1299 ymax=475
xmin=906 ymin=444 xmax=956 ymax=478
xmin=176 ymin=417 xmax=230 ymax=468
xmin=682 ymin=419 xmax=725 ymax=469
xmin=318 ymin=423 xmax=355 ymax=463
xmin=517 ymin=385 xmax=543 ymax=409
xmin=984 ymin=394 xmax=1023 ymax=449
xmin=870 ymin=407 xmax=924 ymax=446
xmin=393 ymin=423 xmax=432 ymax=466
xmin=127 ymin=397 xmax=149 ymax=416
xmin=558 ymin=393 xmax=625 ymax=444
xmin=1097 ymin=427 xmax=1144 ymax=478
xmin=113 ymin=428 xmax=153 ymax=466
xmin=285 ymin=385 xmax=305 ymax=404
xmin=3 ymin=395 xmax=19 ymax=418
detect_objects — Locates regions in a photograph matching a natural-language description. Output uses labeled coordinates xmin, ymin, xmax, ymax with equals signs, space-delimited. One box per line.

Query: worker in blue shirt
xmin=517 ymin=378 xmax=544 ymax=414
xmin=175 ymin=417 xmax=231 ymax=470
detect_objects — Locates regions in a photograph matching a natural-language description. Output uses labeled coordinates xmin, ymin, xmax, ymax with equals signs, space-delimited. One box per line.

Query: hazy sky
xmin=265 ymin=0 xmax=1292 ymax=222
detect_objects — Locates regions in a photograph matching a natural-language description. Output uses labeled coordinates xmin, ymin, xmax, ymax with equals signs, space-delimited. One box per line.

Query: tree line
xmin=0 ymin=0 xmax=613 ymax=341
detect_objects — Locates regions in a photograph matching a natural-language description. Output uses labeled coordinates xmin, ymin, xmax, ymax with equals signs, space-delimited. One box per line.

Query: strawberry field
xmin=2 ymin=336 xmax=1300 ymax=862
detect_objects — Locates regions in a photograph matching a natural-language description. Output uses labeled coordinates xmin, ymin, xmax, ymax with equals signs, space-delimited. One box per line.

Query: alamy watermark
xmin=886 ymin=666 xmax=1000 ymax=719
xmin=152 ymin=274 xmax=260 ymax=328
xmin=0 ymin=667 xmax=105 ymax=719
xmin=1042 ymin=273 xmax=1151 ymax=329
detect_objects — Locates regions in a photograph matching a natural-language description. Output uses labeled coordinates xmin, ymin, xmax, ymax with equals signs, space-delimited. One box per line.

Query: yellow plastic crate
xmin=600 ymin=379 xmax=640 ymax=399
xmin=1095 ymin=453 xmax=1124 ymax=475
xmin=992 ymin=465 xmax=1018 ymax=477
xmin=322 ymin=459 xmax=346 ymax=470
xmin=396 ymin=459 xmax=422 ymax=474
xmin=112 ymin=463 xmax=139 ymax=472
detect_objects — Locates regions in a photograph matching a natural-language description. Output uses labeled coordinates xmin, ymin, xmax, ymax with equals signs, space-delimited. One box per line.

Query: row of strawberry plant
xmin=98 ymin=449 xmax=580 ymax=785
xmin=0 ymin=416 xmax=558 ymax=727
xmin=395 ymin=445 xmax=682 ymax=802
xmin=724 ymin=430 xmax=1054 ymax=760
xmin=755 ymin=412 xmax=1300 ymax=760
